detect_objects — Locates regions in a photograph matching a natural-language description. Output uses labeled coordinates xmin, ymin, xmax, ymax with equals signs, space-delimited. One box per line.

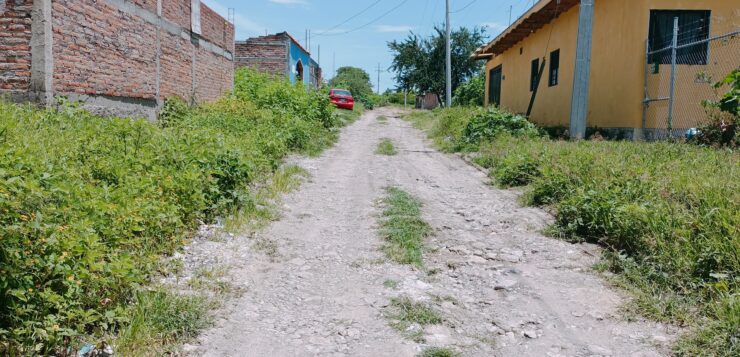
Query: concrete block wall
xmin=0 ymin=0 xmax=234 ymax=119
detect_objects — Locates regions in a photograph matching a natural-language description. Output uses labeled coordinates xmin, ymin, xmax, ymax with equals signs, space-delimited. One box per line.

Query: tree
xmin=329 ymin=66 xmax=373 ymax=99
xmin=388 ymin=26 xmax=486 ymax=106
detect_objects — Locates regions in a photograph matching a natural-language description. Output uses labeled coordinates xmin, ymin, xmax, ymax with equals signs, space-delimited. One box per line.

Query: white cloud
xmin=269 ymin=0 xmax=308 ymax=5
xmin=376 ymin=25 xmax=415 ymax=33
xmin=314 ymin=28 xmax=348 ymax=35
xmin=203 ymin=0 xmax=266 ymax=39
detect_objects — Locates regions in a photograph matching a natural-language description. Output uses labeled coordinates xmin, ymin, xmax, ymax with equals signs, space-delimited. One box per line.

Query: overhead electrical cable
xmin=313 ymin=0 xmax=383 ymax=37
xmin=451 ymin=0 xmax=478 ymax=13
xmin=321 ymin=0 xmax=411 ymax=36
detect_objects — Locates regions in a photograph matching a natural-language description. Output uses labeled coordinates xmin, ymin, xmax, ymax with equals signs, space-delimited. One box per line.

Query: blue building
xmin=235 ymin=32 xmax=322 ymax=89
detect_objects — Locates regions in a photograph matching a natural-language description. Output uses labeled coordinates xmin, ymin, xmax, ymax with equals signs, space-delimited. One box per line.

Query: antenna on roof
xmin=227 ymin=8 xmax=234 ymax=25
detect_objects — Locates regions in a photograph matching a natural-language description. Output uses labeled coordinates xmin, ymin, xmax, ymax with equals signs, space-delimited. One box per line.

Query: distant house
xmin=473 ymin=0 xmax=739 ymax=139
xmin=235 ymin=32 xmax=322 ymax=89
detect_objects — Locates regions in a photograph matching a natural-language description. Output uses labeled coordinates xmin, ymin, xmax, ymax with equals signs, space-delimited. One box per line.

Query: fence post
xmin=667 ymin=16 xmax=679 ymax=138
xmin=640 ymin=39 xmax=649 ymax=141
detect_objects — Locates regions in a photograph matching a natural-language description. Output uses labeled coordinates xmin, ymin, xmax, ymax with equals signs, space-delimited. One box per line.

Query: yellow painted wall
xmin=484 ymin=0 xmax=739 ymax=130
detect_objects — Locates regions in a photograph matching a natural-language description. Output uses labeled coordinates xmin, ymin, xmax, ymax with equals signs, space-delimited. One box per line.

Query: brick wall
xmin=235 ymin=34 xmax=288 ymax=77
xmin=201 ymin=3 xmax=234 ymax=53
xmin=52 ymin=0 xmax=158 ymax=99
xmin=0 ymin=0 xmax=234 ymax=118
xmin=0 ymin=0 xmax=33 ymax=94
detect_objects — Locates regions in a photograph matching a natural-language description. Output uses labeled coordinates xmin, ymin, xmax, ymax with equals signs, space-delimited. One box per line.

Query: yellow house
xmin=473 ymin=0 xmax=739 ymax=139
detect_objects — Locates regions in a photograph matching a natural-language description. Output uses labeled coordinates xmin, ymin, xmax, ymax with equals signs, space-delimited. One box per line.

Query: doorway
xmin=488 ymin=65 xmax=502 ymax=107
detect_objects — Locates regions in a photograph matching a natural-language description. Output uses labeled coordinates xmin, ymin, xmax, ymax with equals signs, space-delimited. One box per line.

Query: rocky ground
xmin=174 ymin=108 xmax=675 ymax=356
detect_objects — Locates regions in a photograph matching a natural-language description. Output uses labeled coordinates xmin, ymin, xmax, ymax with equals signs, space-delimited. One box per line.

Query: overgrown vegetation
xmin=379 ymin=187 xmax=431 ymax=267
xmin=406 ymin=106 xmax=541 ymax=152
xmin=115 ymin=290 xmax=212 ymax=356
xmin=0 ymin=67 xmax=342 ymax=354
xmin=376 ymin=138 xmax=398 ymax=156
xmin=453 ymin=69 xmax=484 ymax=107
xmin=406 ymin=107 xmax=739 ymax=356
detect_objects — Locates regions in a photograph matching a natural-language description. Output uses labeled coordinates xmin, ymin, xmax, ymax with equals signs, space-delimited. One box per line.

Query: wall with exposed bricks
xmin=0 ymin=0 xmax=234 ymax=119
xmin=0 ymin=0 xmax=33 ymax=97
xmin=235 ymin=33 xmax=289 ymax=78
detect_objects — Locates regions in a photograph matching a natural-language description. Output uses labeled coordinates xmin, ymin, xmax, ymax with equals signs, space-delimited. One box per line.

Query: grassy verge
xmin=379 ymin=187 xmax=431 ymax=267
xmin=385 ymin=296 xmax=442 ymax=342
xmin=405 ymin=107 xmax=739 ymax=356
xmin=115 ymin=290 xmax=212 ymax=356
xmin=0 ymin=68 xmax=340 ymax=354
xmin=376 ymin=138 xmax=398 ymax=156
xmin=333 ymin=102 xmax=365 ymax=126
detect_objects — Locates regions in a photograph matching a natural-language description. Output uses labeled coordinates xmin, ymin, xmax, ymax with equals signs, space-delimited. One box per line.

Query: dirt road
xmin=186 ymin=109 xmax=673 ymax=356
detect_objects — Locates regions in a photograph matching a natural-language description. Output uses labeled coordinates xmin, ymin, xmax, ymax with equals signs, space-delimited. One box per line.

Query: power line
xmin=451 ymin=0 xmax=478 ymax=13
xmin=322 ymin=0 xmax=411 ymax=36
xmin=313 ymin=0 xmax=383 ymax=37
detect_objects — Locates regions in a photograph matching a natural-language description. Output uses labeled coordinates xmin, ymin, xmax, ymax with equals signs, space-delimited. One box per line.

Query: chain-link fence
xmin=643 ymin=18 xmax=739 ymax=140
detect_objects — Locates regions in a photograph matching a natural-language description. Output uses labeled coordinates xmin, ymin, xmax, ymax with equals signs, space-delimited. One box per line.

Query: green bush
xmin=461 ymin=108 xmax=542 ymax=146
xmin=694 ymin=69 xmax=740 ymax=148
xmin=0 ymin=68 xmax=337 ymax=353
xmin=453 ymin=70 xmax=484 ymax=107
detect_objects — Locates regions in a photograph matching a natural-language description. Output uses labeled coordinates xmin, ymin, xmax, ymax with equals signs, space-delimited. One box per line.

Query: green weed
xmin=386 ymin=296 xmax=442 ymax=342
xmin=383 ymin=279 xmax=399 ymax=289
xmin=0 ymin=68 xmax=339 ymax=353
xmin=376 ymin=138 xmax=398 ymax=156
xmin=379 ymin=188 xmax=431 ymax=267
xmin=377 ymin=115 xmax=388 ymax=124
xmin=418 ymin=347 xmax=459 ymax=357
xmin=115 ymin=290 xmax=212 ymax=356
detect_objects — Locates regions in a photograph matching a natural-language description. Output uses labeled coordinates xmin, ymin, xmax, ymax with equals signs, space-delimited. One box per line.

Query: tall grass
xmin=406 ymin=107 xmax=740 ymax=355
xmin=0 ymin=68 xmax=340 ymax=353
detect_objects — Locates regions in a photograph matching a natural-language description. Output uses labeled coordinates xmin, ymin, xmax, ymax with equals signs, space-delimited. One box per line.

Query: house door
xmin=488 ymin=65 xmax=502 ymax=107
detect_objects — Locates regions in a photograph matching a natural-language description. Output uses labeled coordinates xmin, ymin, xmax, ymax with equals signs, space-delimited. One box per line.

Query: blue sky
xmin=205 ymin=0 xmax=538 ymax=92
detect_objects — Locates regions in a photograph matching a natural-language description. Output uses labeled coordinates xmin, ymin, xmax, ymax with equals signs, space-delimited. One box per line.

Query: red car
xmin=329 ymin=89 xmax=354 ymax=110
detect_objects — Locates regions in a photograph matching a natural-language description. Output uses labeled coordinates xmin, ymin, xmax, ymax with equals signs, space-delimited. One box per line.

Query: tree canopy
xmin=388 ymin=26 xmax=486 ymax=105
xmin=329 ymin=66 xmax=373 ymax=99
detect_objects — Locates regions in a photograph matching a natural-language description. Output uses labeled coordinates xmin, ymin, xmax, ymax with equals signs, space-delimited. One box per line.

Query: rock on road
xmin=187 ymin=108 xmax=674 ymax=356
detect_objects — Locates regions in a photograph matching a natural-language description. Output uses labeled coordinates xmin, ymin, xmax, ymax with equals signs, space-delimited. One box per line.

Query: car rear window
xmin=333 ymin=90 xmax=351 ymax=96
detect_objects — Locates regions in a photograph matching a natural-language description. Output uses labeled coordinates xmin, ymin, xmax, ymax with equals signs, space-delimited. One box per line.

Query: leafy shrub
xmin=159 ymin=97 xmax=190 ymax=128
xmin=694 ymin=69 xmax=740 ymax=148
xmin=0 ymin=68 xmax=337 ymax=353
xmin=461 ymin=107 xmax=542 ymax=146
xmin=453 ymin=70 xmax=484 ymax=107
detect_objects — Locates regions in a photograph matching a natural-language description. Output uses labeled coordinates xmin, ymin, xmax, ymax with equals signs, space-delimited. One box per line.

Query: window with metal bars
xmin=648 ymin=10 xmax=710 ymax=65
